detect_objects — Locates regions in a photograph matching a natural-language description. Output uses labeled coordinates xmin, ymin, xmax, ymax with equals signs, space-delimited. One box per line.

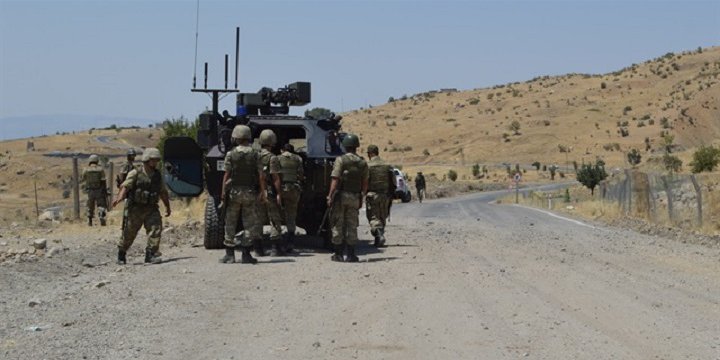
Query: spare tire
xmin=204 ymin=196 xmax=225 ymax=249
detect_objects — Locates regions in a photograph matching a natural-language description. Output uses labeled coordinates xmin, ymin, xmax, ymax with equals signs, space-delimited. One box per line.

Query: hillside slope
xmin=343 ymin=46 xmax=720 ymax=173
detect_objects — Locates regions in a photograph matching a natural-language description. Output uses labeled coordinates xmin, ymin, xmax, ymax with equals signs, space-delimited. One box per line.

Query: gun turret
xmin=238 ymin=82 xmax=311 ymax=116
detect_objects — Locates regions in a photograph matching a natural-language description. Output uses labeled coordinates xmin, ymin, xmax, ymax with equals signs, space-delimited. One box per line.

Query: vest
xmin=228 ymin=146 xmax=259 ymax=188
xmin=278 ymin=152 xmax=302 ymax=183
xmin=84 ymin=165 xmax=104 ymax=189
xmin=368 ymin=157 xmax=392 ymax=193
xmin=130 ymin=167 xmax=162 ymax=205
xmin=339 ymin=153 xmax=364 ymax=193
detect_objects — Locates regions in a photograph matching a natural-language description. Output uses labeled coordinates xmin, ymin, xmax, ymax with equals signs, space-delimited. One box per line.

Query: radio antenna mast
xmin=192 ymin=0 xmax=200 ymax=88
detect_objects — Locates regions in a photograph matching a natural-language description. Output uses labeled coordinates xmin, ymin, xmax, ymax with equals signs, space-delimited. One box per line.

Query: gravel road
xmin=1 ymin=190 xmax=718 ymax=359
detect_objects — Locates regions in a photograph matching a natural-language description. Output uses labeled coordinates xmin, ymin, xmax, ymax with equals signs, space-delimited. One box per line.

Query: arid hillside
xmin=343 ymin=46 xmax=720 ymax=176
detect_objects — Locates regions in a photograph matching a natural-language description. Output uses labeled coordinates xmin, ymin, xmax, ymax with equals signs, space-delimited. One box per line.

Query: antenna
xmin=224 ymin=54 xmax=228 ymax=89
xmin=235 ymin=27 xmax=239 ymax=89
xmin=204 ymin=62 xmax=208 ymax=89
xmin=192 ymin=0 xmax=200 ymax=88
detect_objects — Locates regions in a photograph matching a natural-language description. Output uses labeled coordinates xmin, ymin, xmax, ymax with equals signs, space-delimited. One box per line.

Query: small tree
xmin=662 ymin=133 xmax=675 ymax=153
xmin=447 ymin=169 xmax=458 ymax=182
xmin=509 ymin=120 xmax=521 ymax=135
xmin=627 ymin=148 xmax=642 ymax=167
xmin=662 ymin=153 xmax=682 ymax=174
xmin=549 ymin=165 xmax=557 ymax=180
xmin=576 ymin=160 xmax=608 ymax=195
xmin=471 ymin=163 xmax=480 ymax=178
xmin=532 ymin=161 xmax=541 ymax=171
xmin=157 ymin=116 xmax=199 ymax=157
xmin=689 ymin=145 xmax=720 ymax=173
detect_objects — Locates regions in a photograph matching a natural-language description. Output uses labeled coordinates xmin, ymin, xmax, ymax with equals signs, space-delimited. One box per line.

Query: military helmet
xmin=127 ymin=148 xmax=136 ymax=157
xmin=259 ymin=129 xmax=277 ymax=146
xmin=231 ymin=125 xmax=252 ymax=141
xmin=142 ymin=147 xmax=162 ymax=162
xmin=342 ymin=133 xmax=360 ymax=148
xmin=367 ymin=144 xmax=379 ymax=154
xmin=88 ymin=154 xmax=99 ymax=164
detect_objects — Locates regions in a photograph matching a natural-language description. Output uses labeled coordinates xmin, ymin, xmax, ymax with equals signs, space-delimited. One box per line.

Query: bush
xmin=689 ymin=145 xmax=720 ymax=173
xmin=447 ymin=170 xmax=458 ymax=182
xmin=423 ymin=149 xmax=430 ymax=156
xmin=157 ymin=116 xmax=199 ymax=157
xmin=627 ymin=148 xmax=642 ymax=166
xmin=472 ymin=163 xmax=480 ymax=178
xmin=663 ymin=153 xmax=682 ymax=173
xmin=532 ymin=161 xmax=541 ymax=170
xmin=509 ymin=120 xmax=521 ymax=135
xmin=576 ymin=161 xmax=608 ymax=195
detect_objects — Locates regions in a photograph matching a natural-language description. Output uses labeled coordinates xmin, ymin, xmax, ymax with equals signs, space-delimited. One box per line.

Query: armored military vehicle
xmin=161 ymin=29 xmax=346 ymax=248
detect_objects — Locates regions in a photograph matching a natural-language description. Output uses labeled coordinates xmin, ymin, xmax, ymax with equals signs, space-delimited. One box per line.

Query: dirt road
xmin=1 ymin=190 xmax=719 ymax=359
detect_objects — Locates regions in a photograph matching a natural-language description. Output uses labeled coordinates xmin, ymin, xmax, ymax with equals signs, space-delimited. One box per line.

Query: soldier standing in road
xmin=112 ymin=148 xmax=170 ymax=265
xmin=256 ymin=129 xmax=286 ymax=256
xmin=218 ymin=125 xmax=267 ymax=264
xmin=81 ymin=154 xmax=108 ymax=226
xmin=116 ymin=149 xmax=137 ymax=189
xmin=277 ymin=143 xmax=304 ymax=252
xmin=415 ymin=171 xmax=426 ymax=203
xmin=365 ymin=145 xmax=396 ymax=247
xmin=326 ymin=134 xmax=368 ymax=262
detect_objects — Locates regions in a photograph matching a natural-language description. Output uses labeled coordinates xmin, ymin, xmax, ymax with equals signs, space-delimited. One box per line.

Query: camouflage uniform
xmin=117 ymin=160 xmax=136 ymax=188
xmin=366 ymin=154 xmax=395 ymax=246
xmin=117 ymin=166 xmax=168 ymax=254
xmin=277 ymin=150 xmax=304 ymax=236
xmin=256 ymin=148 xmax=283 ymax=243
xmin=81 ymin=163 xmax=108 ymax=225
xmin=330 ymin=152 xmax=368 ymax=246
xmin=223 ymin=144 xmax=263 ymax=248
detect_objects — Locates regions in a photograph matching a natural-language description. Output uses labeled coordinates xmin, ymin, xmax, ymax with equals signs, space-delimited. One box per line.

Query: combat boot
xmin=270 ymin=238 xmax=287 ymax=257
xmin=330 ymin=244 xmax=344 ymax=262
xmin=116 ymin=248 xmax=127 ymax=265
xmin=284 ymin=233 xmax=296 ymax=253
xmin=253 ymin=239 xmax=266 ymax=257
xmin=371 ymin=229 xmax=380 ymax=247
xmin=88 ymin=217 xmax=93 ymax=226
xmin=219 ymin=247 xmax=235 ymax=264
xmin=240 ymin=247 xmax=258 ymax=264
xmin=144 ymin=248 xmax=162 ymax=264
xmin=100 ymin=218 xmax=107 ymax=226
xmin=377 ymin=228 xmax=386 ymax=248
xmin=345 ymin=245 xmax=359 ymax=263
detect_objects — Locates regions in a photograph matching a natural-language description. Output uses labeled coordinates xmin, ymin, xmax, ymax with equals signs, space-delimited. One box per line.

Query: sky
xmin=0 ymin=0 xmax=718 ymax=139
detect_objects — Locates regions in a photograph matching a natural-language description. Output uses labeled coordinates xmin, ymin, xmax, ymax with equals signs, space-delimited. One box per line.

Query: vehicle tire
xmin=401 ymin=191 xmax=411 ymax=203
xmin=204 ymin=196 xmax=225 ymax=249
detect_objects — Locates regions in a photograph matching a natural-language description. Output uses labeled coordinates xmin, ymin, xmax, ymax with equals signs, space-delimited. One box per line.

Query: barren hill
xmin=342 ymin=46 xmax=720 ymax=175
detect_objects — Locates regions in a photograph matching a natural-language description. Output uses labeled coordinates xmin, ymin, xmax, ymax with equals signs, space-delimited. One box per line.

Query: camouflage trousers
xmin=86 ymin=189 xmax=107 ymax=220
xmin=365 ymin=192 xmax=389 ymax=234
xmin=330 ymin=191 xmax=362 ymax=246
xmin=256 ymin=191 xmax=283 ymax=241
xmin=280 ymin=184 xmax=301 ymax=234
xmin=118 ymin=204 xmax=161 ymax=252
xmin=224 ymin=188 xmax=260 ymax=248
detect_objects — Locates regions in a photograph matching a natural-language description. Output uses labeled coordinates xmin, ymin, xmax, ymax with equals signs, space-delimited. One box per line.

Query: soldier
xmin=256 ymin=129 xmax=285 ymax=256
xmin=326 ymin=134 xmax=368 ymax=262
xmin=365 ymin=145 xmax=396 ymax=247
xmin=415 ymin=171 xmax=426 ymax=203
xmin=218 ymin=125 xmax=267 ymax=264
xmin=277 ymin=143 xmax=304 ymax=252
xmin=112 ymin=148 xmax=170 ymax=265
xmin=116 ymin=148 xmax=137 ymax=189
xmin=81 ymin=154 xmax=108 ymax=226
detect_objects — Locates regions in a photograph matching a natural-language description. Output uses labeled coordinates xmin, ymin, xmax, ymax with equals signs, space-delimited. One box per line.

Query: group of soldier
xmin=80 ymin=123 xmax=404 ymax=265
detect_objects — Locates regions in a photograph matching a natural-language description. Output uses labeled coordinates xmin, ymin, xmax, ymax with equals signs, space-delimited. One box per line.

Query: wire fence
xmin=599 ymin=170 xmax=719 ymax=231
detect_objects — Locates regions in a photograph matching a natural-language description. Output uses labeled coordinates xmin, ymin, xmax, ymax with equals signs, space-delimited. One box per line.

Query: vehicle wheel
xmin=204 ymin=196 xmax=225 ymax=249
xmin=401 ymin=192 xmax=411 ymax=203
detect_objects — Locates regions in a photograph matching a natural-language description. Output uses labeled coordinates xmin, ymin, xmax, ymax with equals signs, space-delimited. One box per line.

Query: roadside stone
xmin=0 ymin=241 xmax=7 ymax=246
xmin=46 ymin=247 xmax=62 ymax=258
xmin=28 ymin=299 xmax=42 ymax=307
xmin=94 ymin=280 xmax=110 ymax=288
xmin=32 ymin=238 xmax=47 ymax=250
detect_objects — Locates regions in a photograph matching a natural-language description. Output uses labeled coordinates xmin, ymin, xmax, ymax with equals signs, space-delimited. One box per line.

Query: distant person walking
xmin=415 ymin=171 xmax=426 ymax=203
xmin=81 ymin=154 xmax=108 ymax=226
xmin=116 ymin=149 xmax=137 ymax=189
xmin=365 ymin=145 xmax=395 ymax=247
